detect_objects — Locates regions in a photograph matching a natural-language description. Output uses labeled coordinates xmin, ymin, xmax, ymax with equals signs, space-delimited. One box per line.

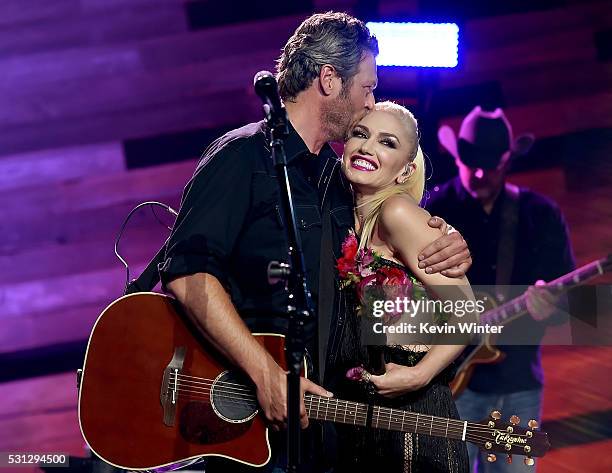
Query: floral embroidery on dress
xmin=336 ymin=231 xmax=427 ymax=322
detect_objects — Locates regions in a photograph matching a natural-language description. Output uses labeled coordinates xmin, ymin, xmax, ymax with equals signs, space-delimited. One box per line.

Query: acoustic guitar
xmin=450 ymin=254 xmax=612 ymax=397
xmin=78 ymin=292 xmax=550 ymax=471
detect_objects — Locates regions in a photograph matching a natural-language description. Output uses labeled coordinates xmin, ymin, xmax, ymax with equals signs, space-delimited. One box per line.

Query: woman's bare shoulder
xmin=380 ymin=194 xmax=433 ymax=232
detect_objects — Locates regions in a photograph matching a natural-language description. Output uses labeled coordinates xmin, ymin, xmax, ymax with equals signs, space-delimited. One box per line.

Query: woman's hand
xmin=369 ymin=363 xmax=432 ymax=398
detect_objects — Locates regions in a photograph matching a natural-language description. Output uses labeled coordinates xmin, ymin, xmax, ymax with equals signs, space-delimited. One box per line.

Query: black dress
xmin=332 ymin=258 xmax=469 ymax=473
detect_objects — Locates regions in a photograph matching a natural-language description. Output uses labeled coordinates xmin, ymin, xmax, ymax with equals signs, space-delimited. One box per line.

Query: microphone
xmin=253 ymin=70 xmax=284 ymax=120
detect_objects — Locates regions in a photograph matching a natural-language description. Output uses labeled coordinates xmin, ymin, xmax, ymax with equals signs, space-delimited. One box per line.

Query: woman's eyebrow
xmin=378 ymin=131 xmax=400 ymax=144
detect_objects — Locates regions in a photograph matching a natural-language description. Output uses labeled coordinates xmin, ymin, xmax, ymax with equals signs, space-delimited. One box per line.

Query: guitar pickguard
xmin=179 ymin=399 xmax=252 ymax=444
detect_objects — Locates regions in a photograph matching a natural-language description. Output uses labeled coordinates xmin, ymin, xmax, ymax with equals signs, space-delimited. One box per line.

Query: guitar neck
xmin=304 ymin=394 xmax=467 ymax=441
xmin=480 ymin=257 xmax=610 ymax=325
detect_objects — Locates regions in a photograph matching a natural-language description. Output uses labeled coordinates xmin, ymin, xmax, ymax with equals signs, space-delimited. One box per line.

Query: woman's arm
xmin=370 ymin=195 xmax=476 ymax=397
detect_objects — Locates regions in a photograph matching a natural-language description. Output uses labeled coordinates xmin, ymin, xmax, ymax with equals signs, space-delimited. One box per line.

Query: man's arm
xmin=525 ymin=199 xmax=576 ymax=324
xmin=168 ymin=273 xmax=331 ymax=429
xmin=162 ymin=138 xmax=330 ymax=429
xmin=167 ymin=273 xmax=287 ymax=426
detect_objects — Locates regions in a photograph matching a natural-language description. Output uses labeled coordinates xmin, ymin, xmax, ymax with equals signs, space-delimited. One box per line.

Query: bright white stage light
xmin=366 ymin=22 xmax=459 ymax=68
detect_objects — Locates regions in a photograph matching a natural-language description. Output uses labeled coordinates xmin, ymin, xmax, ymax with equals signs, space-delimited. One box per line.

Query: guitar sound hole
xmin=211 ymin=370 xmax=259 ymax=423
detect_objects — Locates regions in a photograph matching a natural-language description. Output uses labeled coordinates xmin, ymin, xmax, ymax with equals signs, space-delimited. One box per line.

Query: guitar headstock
xmin=469 ymin=411 xmax=551 ymax=466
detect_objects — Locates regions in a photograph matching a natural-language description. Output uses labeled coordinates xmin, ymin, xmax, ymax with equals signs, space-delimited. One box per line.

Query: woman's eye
xmin=352 ymin=129 xmax=367 ymax=138
xmin=381 ymin=139 xmax=396 ymax=148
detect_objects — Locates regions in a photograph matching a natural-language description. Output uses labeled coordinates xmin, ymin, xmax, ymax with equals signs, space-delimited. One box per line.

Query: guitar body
xmin=450 ymin=343 xmax=505 ymax=397
xmin=78 ymin=293 xmax=277 ymax=471
xmin=450 ymin=290 xmax=505 ymax=397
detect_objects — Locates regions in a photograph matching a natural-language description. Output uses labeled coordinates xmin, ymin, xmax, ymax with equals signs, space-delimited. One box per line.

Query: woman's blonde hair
xmin=355 ymin=101 xmax=425 ymax=250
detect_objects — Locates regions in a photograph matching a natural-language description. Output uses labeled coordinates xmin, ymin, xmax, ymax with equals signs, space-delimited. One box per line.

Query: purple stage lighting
xmin=366 ymin=22 xmax=459 ymax=68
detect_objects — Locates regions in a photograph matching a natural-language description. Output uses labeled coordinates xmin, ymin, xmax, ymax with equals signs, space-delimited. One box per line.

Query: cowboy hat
xmin=438 ymin=106 xmax=535 ymax=169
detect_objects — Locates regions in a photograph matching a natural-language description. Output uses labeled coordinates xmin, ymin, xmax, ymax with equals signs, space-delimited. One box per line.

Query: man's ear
xmin=319 ymin=64 xmax=338 ymax=96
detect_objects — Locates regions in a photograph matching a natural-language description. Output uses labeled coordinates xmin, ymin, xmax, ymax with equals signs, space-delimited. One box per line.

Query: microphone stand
xmin=260 ymin=102 xmax=315 ymax=473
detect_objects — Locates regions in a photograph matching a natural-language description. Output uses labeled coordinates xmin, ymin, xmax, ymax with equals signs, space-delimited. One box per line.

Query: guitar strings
xmin=481 ymin=265 xmax=593 ymax=325
xmin=171 ymin=385 xmax=529 ymax=448
xmin=168 ymin=380 xmax=532 ymax=443
xmin=170 ymin=388 xmax=520 ymax=448
xmin=170 ymin=382 xmax=509 ymax=440
xmin=174 ymin=373 xmax=253 ymax=392
xmin=172 ymin=373 xmax=515 ymax=433
xmin=170 ymin=375 xmax=527 ymax=437
xmin=169 ymin=375 xmax=521 ymax=436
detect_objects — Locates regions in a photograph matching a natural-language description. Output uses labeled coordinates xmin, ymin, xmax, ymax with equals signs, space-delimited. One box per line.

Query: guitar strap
xmin=495 ymin=183 xmax=521 ymax=287
xmin=125 ymin=241 xmax=167 ymax=295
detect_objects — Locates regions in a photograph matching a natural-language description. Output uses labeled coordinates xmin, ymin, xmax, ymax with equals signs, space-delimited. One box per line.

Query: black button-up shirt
xmin=159 ymin=120 xmax=354 ymax=372
xmin=426 ymin=176 xmax=575 ymax=393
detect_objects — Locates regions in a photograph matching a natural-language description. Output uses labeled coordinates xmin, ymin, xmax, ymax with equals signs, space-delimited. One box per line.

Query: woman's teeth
xmin=352 ymin=158 xmax=376 ymax=171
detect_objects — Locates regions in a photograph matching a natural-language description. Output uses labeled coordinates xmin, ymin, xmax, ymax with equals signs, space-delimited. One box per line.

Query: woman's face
xmin=342 ymin=110 xmax=416 ymax=193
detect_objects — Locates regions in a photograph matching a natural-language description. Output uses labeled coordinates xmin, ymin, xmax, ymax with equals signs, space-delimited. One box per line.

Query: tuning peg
xmin=506 ymin=454 xmax=513 ymax=464
xmin=524 ymin=457 xmax=535 ymax=466
xmin=510 ymin=415 xmax=520 ymax=425
xmin=487 ymin=454 xmax=497 ymax=463
xmin=490 ymin=410 xmax=502 ymax=420
xmin=528 ymin=419 xmax=539 ymax=429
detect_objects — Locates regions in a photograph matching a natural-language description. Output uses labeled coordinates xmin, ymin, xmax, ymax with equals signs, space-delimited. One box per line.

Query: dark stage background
xmin=1 ymin=0 xmax=611 ymax=472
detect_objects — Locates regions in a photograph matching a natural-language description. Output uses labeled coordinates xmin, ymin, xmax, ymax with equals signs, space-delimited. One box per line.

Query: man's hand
xmin=526 ymin=280 xmax=558 ymax=321
xmin=418 ymin=216 xmax=472 ymax=277
xmin=254 ymin=358 xmax=332 ymax=430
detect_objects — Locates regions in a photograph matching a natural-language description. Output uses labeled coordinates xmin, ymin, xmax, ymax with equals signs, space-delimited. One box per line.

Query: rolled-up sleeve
xmin=159 ymin=138 xmax=253 ymax=290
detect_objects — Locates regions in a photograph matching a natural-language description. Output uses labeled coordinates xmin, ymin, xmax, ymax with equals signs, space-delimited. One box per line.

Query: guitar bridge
xmin=160 ymin=346 xmax=186 ymax=426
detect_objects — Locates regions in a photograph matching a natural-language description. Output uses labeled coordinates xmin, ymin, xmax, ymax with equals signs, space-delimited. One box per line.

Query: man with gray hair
xmin=160 ymin=11 xmax=471 ymax=472
xmin=277 ymin=12 xmax=379 ymax=143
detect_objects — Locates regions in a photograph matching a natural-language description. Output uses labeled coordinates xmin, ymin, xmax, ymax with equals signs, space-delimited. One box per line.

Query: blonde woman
xmin=333 ymin=101 xmax=472 ymax=472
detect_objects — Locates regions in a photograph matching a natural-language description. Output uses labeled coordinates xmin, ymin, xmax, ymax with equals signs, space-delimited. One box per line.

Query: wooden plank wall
xmin=0 ymin=0 xmax=610 ymax=469
xmin=507 ymin=169 xmax=612 ymax=473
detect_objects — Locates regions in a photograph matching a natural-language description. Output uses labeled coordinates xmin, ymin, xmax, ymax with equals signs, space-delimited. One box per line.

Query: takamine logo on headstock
xmin=492 ymin=431 xmax=528 ymax=445
xmin=475 ymin=410 xmax=550 ymax=466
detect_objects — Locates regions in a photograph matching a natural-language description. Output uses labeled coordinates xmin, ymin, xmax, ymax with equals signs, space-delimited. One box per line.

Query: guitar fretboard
xmin=480 ymin=256 xmax=610 ymax=325
xmin=304 ymin=394 xmax=466 ymax=440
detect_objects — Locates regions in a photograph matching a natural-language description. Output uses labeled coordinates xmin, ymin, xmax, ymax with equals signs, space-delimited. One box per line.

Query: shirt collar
xmin=283 ymin=119 xmax=337 ymax=164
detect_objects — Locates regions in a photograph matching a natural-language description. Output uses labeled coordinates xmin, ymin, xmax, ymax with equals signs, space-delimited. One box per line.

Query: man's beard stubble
xmin=320 ymin=89 xmax=357 ymax=143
